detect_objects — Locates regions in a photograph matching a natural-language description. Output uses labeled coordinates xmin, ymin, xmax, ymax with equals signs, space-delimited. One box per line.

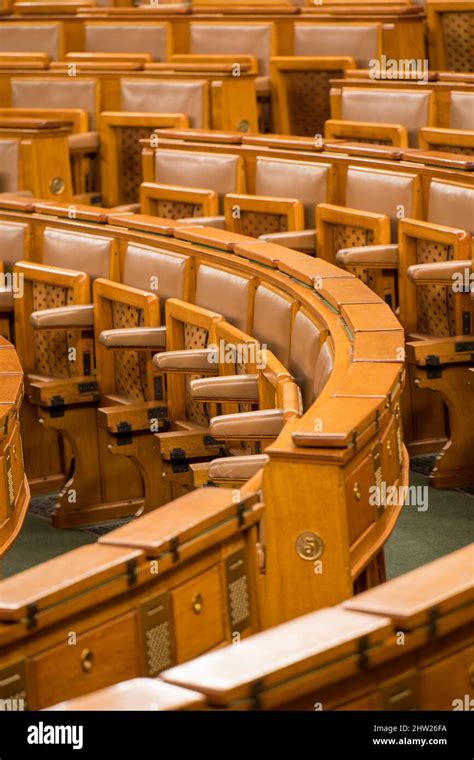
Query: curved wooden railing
xmin=0 ymin=337 xmax=29 ymax=562
xmin=0 ymin=198 xmax=408 ymax=707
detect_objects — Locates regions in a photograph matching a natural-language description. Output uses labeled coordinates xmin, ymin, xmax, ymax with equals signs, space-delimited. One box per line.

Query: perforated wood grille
xmin=241 ymin=211 xmax=289 ymax=238
xmin=225 ymin=549 xmax=251 ymax=634
xmin=333 ymin=225 xmax=375 ymax=252
xmin=431 ymin=144 xmax=474 ymax=156
xmin=285 ymin=70 xmax=340 ymax=137
xmin=140 ymin=593 xmax=174 ymax=676
xmin=118 ymin=126 xmax=154 ymax=205
xmin=416 ymin=240 xmax=455 ymax=336
xmin=441 ymin=12 xmax=474 ymax=71
xmin=33 ymin=283 xmax=76 ymax=377
xmin=155 ymin=200 xmax=204 ymax=220
xmin=184 ymin=322 xmax=210 ymax=425
xmin=112 ymin=300 xmax=147 ymax=400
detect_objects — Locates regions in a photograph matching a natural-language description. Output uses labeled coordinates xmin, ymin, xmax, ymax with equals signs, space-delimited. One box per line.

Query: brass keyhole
xmin=192 ymin=593 xmax=203 ymax=615
xmin=353 ymin=482 xmax=361 ymax=501
xmin=80 ymin=648 xmax=94 ymax=673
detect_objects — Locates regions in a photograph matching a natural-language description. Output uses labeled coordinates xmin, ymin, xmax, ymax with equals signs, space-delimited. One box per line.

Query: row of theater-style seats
xmin=47 ymin=545 xmax=474 ymax=712
xmin=0 ymin=198 xmax=412 ymax=708
xmin=0 ymin=72 xmax=471 ymax=205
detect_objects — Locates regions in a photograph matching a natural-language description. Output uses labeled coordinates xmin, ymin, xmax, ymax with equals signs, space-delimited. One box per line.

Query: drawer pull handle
xmin=80 ymin=648 xmax=94 ymax=673
xmin=192 ymin=593 xmax=203 ymax=615
xmin=386 ymin=440 xmax=392 ymax=457
xmin=353 ymin=482 xmax=361 ymax=501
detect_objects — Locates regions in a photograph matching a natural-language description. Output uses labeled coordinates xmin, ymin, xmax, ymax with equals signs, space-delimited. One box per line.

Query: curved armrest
xmin=209 ymin=454 xmax=269 ymax=481
xmin=407 ymin=260 xmax=472 ymax=284
xmin=67 ymin=131 xmax=100 ymax=151
xmin=258 ymin=229 xmax=317 ymax=252
xmin=336 ymin=244 xmax=399 ymax=268
xmin=99 ymin=326 xmax=166 ymax=349
xmin=30 ymin=304 xmax=94 ymax=329
xmin=190 ymin=374 xmax=259 ymax=402
xmin=153 ymin=348 xmax=216 ymax=372
xmin=210 ymin=409 xmax=284 ymax=439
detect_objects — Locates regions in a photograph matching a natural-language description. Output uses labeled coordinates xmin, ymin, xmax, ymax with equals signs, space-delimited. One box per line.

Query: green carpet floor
xmin=1 ymin=471 xmax=472 ymax=581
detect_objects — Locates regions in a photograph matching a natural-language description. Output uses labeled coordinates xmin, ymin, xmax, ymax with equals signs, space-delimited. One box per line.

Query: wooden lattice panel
xmin=118 ymin=126 xmax=155 ymax=205
xmin=112 ymin=300 xmax=147 ymax=400
xmin=156 ymin=200 xmax=204 ymax=220
xmin=33 ymin=283 xmax=75 ymax=378
xmin=416 ymin=239 xmax=455 ymax=337
xmin=442 ymin=12 xmax=474 ymax=71
xmin=184 ymin=322 xmax=209 ymax=426
xmin=241 ymin=211 xmax=289 ymax=238
xmin=285 ymin=70 xmax=340 ymax=137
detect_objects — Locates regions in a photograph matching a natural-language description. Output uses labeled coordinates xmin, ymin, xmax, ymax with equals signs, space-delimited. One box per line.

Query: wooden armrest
xmin=171 ymin=54 xmax=258 ymax=75
xmin=224 ymin=193 xmax=304 ymax=232
xmin=30 ymin=304 xmax=94 ymax=330
xmin=14 ymin=262 xmax=90 ymax=289
xmin=317 ymin=203 xmax=390 ymax=239
xmin=140 ymin=182 xmax=219 ymax=217
xmin=66 ymin=52 xmax=153 ymax=65
xmin=399 ymin=218 xmax=471 ymax=247
xmin=324 ymin=120 xmax=408 ymax=148
xmin=165 ymin=298 xmax=223 ymax=330
xmin=407 ymin=260 xmax=472 ymax=284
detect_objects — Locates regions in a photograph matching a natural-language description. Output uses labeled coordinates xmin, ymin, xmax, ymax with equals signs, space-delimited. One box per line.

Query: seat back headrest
xmin=294 ymin=23 xmax=379 ymax=68
xmin=195 ymin=265 xmax=251 ymax=333
xmin=450 ymin=91 xmax=474 ymax=130
xmin=0 ymin=221 xmax=28 ymax=272
xmin=428 ymin=180 xmax=474 ymax=235
xmin=0 ymin=139 xmax=20 ymax=193
xmin=289 ymin=310 xmax=322 ymax=411
xmin=340 ymin=87 xmax=432 ymax=147
xmin=345 ymin=167 xmax=418 ymax=238
xmin=11 ymin=78 xmax=98 ymax=129
xmin=123 ymin=243 xmax=189 ymax=320
xmin=84 ymin=22 xmax=169 ymax=61
xmin=190 ymin=22 xmax=273 ymax=75
xmin=253 ymin=285 xmax=293 ymax=367
xmin=0 ymin=23 xmax=62 ymax=61
xmin=256 ymin=157 xmax=330 ymax=227
xmin=154 ymin=149 xmax=242 ymax=202
xmin=120 ymin=79 xmax=208 ymax=128
xmin=42 ymin=228 xmax=112 ymax=280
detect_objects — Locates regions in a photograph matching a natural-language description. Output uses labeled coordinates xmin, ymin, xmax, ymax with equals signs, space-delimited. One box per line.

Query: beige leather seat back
xmin=0 ymin=22 xmax=63 ymax=61
xmin=11 ymin=78 xmax=99 ymax=129
xmin=190 ymin=22 xmax=273 ymax=75
xmin=256 ymin=157 xmax=330 ymax=227
xmin=154 ymin=149 xmax=243 ymax=204
xmin=340 ymin=88 xmax=432 ymax=146
xmin=293 ymin=23 xmax=380 ymax=67
xmin=0 ymin=221 xmax=28 ymax=273
xmin=42 ymin=228 xmax=112 ymax=280
xmin=120 ymin=79 xmax=208 ymax=128
xmin=289 ymin=311 xmax=333 ymax=409
xmin=0 ymin=139 xmax=20 ymax=193
xmin=84 ymin=22 xmax=170 ymax=61
xmin=195 ymin=265 xmax=252 ymax=333
xmin=428 ymin=180 xmax=474 ymax=235
xmin=252 ymin=285 xmax=293 ymax=367
xmin=345 ymin=167 xmax=419 ymax=238
xmin=123 ymin=243 xmax=189 ymax=320
xmin=449 ymin=91 xmax=474 ymax=130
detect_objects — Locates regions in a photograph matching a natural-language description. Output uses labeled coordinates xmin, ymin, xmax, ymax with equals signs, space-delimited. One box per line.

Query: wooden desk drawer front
xmin=30 ymin=611 xmax=140 ymax=709
xmin=419 ymin=644 xmax=474 ymax=710
xmin=0 ymin=423 xmax=23 ymax=523
xmin=345 ymin=453 xmax=378 ymax=545
xmin=172 ymin=565 xmax=226 ymax=663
